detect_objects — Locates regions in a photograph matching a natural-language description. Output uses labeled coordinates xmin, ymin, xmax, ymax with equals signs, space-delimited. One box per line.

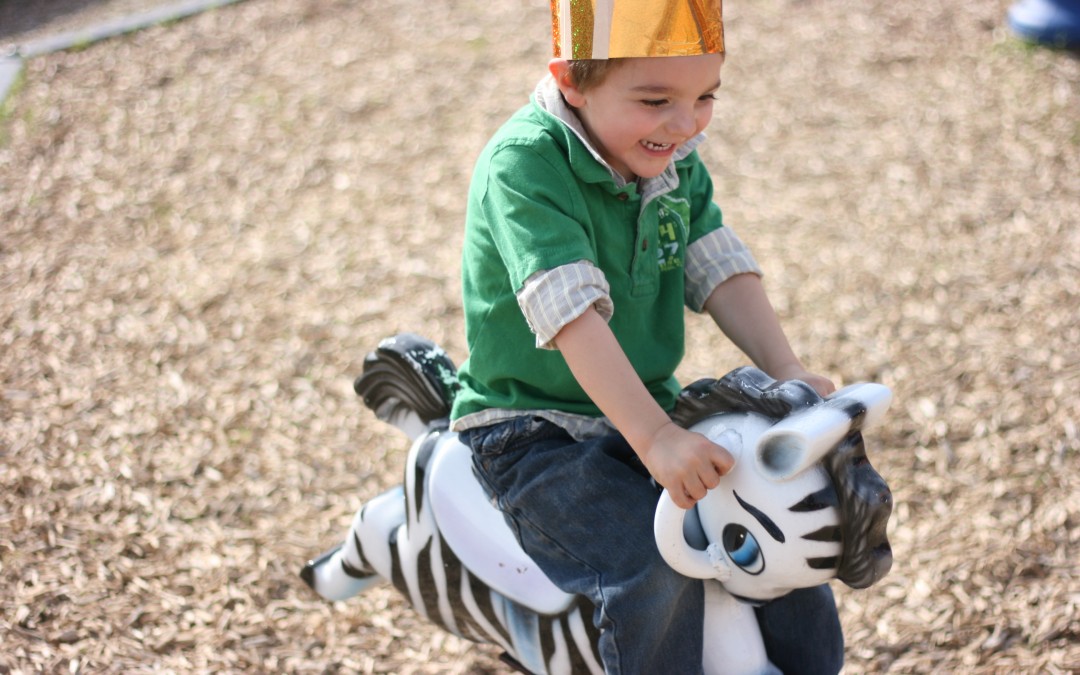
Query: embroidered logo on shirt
xmin=656 ymin=196 xmax=690 ymax=272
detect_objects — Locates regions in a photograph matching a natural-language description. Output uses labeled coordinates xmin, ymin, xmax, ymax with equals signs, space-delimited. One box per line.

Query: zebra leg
xmin=701 ymin=581 xmax=772 ymax=675
xmin=301 ymin=485 xmax=406 ymax=601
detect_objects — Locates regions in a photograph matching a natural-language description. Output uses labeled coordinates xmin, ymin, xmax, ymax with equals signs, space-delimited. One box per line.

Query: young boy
xmin=451 ymin=1 xmax=843 ymax=672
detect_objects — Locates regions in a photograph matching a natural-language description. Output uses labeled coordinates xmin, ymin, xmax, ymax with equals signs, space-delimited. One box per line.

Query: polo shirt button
xmin=642 ymin=239 xmax=648 ymax=251
xmin=617 ymin=193 xmax=629 ymax=201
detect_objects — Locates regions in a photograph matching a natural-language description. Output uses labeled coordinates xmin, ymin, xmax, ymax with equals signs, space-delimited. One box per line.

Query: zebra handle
xmin=755 ymin=382 xmax=893 ymax=481
xmin=654 ymin=490 xmax=731 ymax=580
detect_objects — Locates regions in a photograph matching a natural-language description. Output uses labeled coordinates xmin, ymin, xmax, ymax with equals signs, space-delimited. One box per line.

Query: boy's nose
xmin=667 ymin=107 xmax=698 ymax=137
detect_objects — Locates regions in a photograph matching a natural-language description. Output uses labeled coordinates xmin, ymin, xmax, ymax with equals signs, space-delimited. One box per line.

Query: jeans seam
xmin=508 ymin=503 xmax=625 ymax=673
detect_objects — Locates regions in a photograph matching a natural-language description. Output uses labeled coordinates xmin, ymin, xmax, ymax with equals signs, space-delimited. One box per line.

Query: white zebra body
xmin=306 ymin=427 xmax=604 ymax=674
xmin=302 ymin=334 xmax=894 ymax=675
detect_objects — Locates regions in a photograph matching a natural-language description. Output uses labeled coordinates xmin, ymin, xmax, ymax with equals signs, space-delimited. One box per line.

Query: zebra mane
xmin=670 ymin=366 xmax=824 ymax=429
xmin=354 ymin=333 xmax=460 ymax=429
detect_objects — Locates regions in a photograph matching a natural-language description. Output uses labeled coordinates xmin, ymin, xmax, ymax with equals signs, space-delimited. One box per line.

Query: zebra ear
xmin=756 ymin=383 xmax=892 ymax=481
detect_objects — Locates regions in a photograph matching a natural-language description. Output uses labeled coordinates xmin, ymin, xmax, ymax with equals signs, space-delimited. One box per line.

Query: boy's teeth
xmin=643 ymin=141 xmax=671 ymax=150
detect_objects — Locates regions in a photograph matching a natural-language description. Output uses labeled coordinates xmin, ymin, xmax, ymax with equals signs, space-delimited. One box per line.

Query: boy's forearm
xmin=553 ymin=307 xmax=672 ymax=457
xmin=703 ymin=273 xmax=805 ymax=377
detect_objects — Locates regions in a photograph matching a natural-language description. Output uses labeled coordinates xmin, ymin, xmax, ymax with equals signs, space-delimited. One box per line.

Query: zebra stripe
xmin=342 ymin=532 xmax=373 ymax=578
xmin=802 ymin=525 xmax=842 ymax=543
xmin=789 ymin=485 xmax=837 ymax=512
xmin=388 ymin=527 xmax=409 ymax=598
xmin=335 ymin=453 xmax=603 ymax=674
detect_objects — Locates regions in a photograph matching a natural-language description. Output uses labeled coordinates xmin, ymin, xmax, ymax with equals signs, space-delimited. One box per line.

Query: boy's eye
xmin=642 ymin=94 xmax=716 ymax=107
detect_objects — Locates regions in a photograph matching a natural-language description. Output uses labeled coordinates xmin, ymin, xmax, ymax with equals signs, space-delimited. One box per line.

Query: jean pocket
xmin=460 ymin=416 xmax=560 ymax=459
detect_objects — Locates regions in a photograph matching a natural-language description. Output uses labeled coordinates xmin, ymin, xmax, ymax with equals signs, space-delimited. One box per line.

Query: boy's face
xmin=551 ymin=53 xmax=724 ymax=181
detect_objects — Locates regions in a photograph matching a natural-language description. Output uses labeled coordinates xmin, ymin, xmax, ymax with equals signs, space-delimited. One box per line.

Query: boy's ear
xmin=549 ymin=58 xmax=586 ymax=107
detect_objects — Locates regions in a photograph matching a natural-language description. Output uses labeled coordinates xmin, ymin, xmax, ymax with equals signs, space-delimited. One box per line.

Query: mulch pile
xmin=2 ymin=0 xmax=1077 ymax=672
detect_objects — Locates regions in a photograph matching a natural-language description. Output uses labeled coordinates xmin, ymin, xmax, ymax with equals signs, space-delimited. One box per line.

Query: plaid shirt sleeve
xmin=516 ymin=260 xmax=614 ymax=350
xmin=515 ymin=227 xmax=759 ymax=348
xmin=684 ymin=226 xmax=763 ymax=312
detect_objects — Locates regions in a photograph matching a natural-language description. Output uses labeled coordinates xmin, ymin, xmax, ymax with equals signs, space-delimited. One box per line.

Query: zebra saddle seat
xmin=427 ymin=434 xmax=576 ymax=615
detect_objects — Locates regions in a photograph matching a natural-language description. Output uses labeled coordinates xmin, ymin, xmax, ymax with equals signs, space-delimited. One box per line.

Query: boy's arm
xmin=703 ymin=273 xmax=836 ymax=396
xmin=554 ymin=307 xmax=734 ymax=508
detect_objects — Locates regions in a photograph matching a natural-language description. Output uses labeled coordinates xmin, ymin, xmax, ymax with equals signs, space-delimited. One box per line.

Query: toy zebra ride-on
xmin=301 ymin=333 xmax=895 ymax=674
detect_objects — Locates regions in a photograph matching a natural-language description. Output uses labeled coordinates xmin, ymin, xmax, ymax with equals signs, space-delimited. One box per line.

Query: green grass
xmin=0 ymin=66 xmax=27 ymax=148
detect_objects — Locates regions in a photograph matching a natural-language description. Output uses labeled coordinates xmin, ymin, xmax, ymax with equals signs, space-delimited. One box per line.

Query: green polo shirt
xmin=450 ymin=99 xmax=726 ymax=422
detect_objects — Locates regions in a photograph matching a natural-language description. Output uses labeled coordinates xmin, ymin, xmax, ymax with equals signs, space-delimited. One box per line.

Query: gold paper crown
xmin=551 ymin=0 xmax=724 ymax=59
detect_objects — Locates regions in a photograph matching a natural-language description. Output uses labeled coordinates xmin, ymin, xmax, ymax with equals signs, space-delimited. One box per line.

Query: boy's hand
xmin=703 ymin=275 xmax=836 ymax=399
xmin=770 ymin=364 xmax=836 ymax=398
xmin=642 ymin=422 xmax=735 ymax=509
xmin=553 ymin=307 xmax=734 ymax=509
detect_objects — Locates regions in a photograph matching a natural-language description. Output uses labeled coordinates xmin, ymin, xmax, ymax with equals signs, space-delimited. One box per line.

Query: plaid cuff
xmin=516 ymin=261 xmax=614 ymax=350
xmin=685 ymin=227 xmax=763 ymax=312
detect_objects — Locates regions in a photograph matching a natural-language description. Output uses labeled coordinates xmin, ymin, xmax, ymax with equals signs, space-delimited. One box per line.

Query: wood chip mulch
xmin=2 ymin=0 xmax=1077 ymax=672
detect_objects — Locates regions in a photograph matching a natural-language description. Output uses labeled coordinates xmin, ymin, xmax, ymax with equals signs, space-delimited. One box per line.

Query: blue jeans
xmin=755 ymin=585 xmax=845 ymax=674
xmin=460 ymin=417 xmax=844 ymax=675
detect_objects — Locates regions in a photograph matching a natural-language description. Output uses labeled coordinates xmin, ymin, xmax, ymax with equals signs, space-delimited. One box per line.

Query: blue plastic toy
xmin=1008 ymin=0 xmax=1080 ymax=48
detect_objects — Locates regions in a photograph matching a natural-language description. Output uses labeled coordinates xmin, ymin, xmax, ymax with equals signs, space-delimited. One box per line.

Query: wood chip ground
xmin=1 ymin=0 xmax=1077 ymax=672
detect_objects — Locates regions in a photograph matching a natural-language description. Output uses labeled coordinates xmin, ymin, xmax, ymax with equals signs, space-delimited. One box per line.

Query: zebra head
xmin=655 ymin=368 xmax=893 ymax=603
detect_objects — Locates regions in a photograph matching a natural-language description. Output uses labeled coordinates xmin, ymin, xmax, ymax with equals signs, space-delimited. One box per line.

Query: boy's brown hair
xmin=566 ymin=59 xmax=625 ymax=92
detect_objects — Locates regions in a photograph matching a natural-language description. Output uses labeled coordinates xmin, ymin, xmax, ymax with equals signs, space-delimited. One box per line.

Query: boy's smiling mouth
xmin=642 ymin=140 xmax=674 ymax=152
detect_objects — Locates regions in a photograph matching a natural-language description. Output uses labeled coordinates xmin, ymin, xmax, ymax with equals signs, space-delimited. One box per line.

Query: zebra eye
xmin=722 ymin=524 xmax=765 ymax=575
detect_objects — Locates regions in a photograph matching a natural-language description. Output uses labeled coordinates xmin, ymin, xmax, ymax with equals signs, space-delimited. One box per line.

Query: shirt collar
xmin=533 ymin=75 xmax=704 ymax=194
